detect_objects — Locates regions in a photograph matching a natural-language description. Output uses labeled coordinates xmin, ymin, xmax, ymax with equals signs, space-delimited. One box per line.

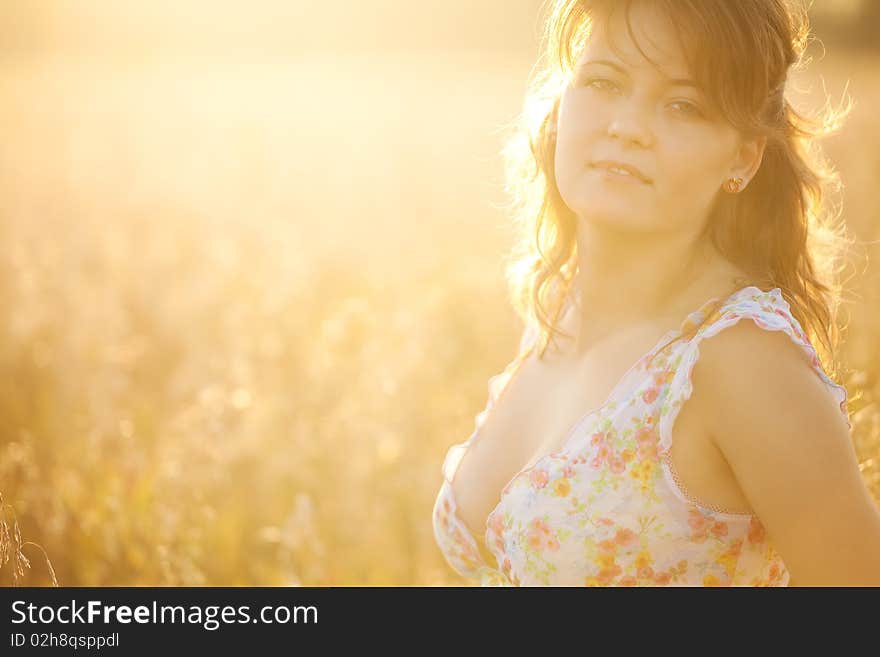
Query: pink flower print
xmin=529 ymin=517 xmax=551 ymax=532
xmin=596 ymin=517 xmax=614 ymax=527
xmin=710 ymin=521 xmax=728 ymax=538
xmin=635 ymin=426 xmax=657 ymax=448
xmin=598 ymin=539 xmax=617 ymax=552
xmin=529 ymin=469 xmax=549 ymax=489
xmin=642 ymin=387 xmax=659 ymax=404
xmin=562 ymin=465 xmax=575 ymax=478
xmin=488 ymin=511 xmax=505 ymax=536
xmin=596 ymin=565 xmax=622 ymax=585
xmin=591 ymin=443 xmax=613 ymax=470
xmin=691 ymin=527 xmax=709 ymax=543
xmin=590 ymin=431 xmax=605 ymax=446
xmin=637 ymin=443 xmax=658 ymax=461
xmin=526 ymin=517 xmax=556 ymax=552
xmin=527 ymin=533 xmax=543 ymax=551
xmin=654 ymin=572 xmax=672 ymax=585
xmin=614 ymin=528 xmax=637 ymax=546
xmin=688 ymin=509 xmax=708 ymax=531
xmin=747 ymin=517 xmax=766 ymax=544
xmin=610 ymin=455 xmax=626 ymax=474
xmin=688 ymin=510 xmax=711 ymax=542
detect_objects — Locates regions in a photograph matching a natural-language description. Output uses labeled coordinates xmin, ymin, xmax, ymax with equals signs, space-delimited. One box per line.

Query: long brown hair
xmin=500 ymin=0 xmax=854 ymax=381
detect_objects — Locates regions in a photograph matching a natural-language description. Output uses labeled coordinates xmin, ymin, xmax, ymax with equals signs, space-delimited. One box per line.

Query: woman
xmin=432 ymin=0 xmax=880 ymax=586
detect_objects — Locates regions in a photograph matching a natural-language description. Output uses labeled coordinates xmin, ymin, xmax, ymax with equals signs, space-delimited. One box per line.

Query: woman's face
xmin=554 ymin=3 xmax=760 ymax=235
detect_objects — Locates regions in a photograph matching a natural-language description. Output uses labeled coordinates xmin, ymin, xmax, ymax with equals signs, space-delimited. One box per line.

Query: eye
xmin=583 ymin=77 xmax=620 ymax=93
xmin=669 ymin=100 xmax=704 ymax=118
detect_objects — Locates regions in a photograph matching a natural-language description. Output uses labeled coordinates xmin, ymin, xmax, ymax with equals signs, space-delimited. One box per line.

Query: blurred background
xmin=0 ymin=0 xmax=877 ymax=586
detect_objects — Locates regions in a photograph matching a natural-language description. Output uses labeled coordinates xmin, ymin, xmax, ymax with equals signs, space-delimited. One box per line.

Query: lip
xmin=589 ymin=160 xmax=652 ymax=184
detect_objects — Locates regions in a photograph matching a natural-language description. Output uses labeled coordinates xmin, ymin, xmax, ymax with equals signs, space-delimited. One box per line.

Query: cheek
xmin=659 ymin=137 xmax=731 ymax=194
xmin=553 ymin=96 xmax=598 ymax=182
xmin=649 ymin=131 xmax=736 ymax=225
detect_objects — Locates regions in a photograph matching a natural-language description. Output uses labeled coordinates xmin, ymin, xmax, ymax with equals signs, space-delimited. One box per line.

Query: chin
xmin=564 ymin=179 xmax=644 ymax=208
xmin=576 ymin=205 xmax=655 ymax=232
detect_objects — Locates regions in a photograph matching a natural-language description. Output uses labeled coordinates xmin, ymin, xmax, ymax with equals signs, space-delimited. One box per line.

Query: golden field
xmin=0 ymin=41 xmax=878 ymax=585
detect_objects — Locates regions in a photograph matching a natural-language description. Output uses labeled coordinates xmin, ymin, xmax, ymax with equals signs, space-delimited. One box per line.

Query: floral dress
xmin=432 ymin=285 xmax=850 ymax=586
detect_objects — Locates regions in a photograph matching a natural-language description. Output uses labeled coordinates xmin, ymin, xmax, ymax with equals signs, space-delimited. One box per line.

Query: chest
xmin=449 ymin=326 xmax=748 ymax=565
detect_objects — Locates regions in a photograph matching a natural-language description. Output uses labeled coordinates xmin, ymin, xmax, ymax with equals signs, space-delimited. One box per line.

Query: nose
xmin=606 ymin=99 xmax=653 ymax=148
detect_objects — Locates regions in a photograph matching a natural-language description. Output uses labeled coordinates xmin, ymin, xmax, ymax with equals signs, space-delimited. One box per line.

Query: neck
xmin=570 ymin=220 xmax=738 ymax=355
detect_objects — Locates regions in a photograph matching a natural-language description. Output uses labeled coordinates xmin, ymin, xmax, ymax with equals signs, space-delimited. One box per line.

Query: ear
xmin=728 ymin=135 xmax=767 ymax=189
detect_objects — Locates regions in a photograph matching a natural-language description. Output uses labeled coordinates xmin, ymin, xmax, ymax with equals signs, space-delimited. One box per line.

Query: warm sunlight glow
xmin=0 ymin=0 xmax=877 ymax=587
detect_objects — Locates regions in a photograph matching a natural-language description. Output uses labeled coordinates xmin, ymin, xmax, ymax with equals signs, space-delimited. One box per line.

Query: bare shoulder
xmin=689 ymin=319 xmax=880 ymax=585
xmin=690 ymin=318 xmax=846 ymax=443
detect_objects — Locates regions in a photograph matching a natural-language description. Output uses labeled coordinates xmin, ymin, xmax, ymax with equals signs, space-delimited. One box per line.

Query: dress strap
xmin=657 ymin=286 xmax=851 ymax=455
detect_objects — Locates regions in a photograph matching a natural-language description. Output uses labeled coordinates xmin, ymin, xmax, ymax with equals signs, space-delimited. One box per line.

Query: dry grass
xmin=0 ymin=45 xmax=877 ymax=586
xmin=1 ymin=492 xmax=57 ymax=585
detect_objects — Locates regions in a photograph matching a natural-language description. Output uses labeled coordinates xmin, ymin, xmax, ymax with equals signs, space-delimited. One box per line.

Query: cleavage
xmin=451 ymin=323 xmax=665 ymax=565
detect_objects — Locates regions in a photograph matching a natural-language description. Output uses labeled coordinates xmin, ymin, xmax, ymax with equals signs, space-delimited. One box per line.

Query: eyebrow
xmin=578 ymin=58 xmax=702 ymax=90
